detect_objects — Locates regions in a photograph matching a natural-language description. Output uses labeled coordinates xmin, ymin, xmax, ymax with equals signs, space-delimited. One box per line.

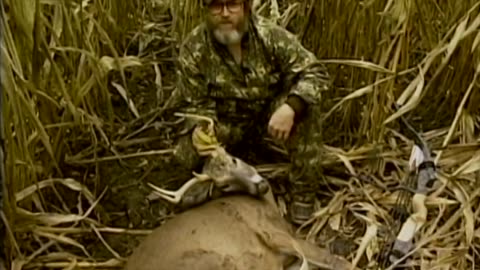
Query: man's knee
xmin=288 ymin=102 xmax=323 ymax=146
xmin=287 ymin=105 xmax=324 ymax=181
xmin=288 ymin=146 xmax=324 ymax=188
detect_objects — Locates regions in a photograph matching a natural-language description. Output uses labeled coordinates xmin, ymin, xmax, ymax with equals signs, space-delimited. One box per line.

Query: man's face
xmin=205 ymin=0 xmax=248 ymax=45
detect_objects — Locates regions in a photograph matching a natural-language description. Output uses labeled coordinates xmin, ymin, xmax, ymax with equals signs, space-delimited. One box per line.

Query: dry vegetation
xmin=2 ymin=0 xmax=480 ymax=269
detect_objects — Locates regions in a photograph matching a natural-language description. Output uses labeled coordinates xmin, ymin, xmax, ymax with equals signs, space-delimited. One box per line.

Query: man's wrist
xmin=285 ymin=94 xmax=307 ymax=118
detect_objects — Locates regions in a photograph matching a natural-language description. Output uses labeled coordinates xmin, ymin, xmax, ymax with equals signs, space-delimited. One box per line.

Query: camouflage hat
xmin=202 ymin=0 xmax=252 ymax=7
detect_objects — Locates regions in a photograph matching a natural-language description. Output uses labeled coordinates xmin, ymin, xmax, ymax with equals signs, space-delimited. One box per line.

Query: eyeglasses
xmin=207 ymin=1 xmax=244 ymax=14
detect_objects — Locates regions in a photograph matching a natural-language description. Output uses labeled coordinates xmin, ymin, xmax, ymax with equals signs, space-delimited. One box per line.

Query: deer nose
xmin=256 ymin=179 xmax=270 ymax=195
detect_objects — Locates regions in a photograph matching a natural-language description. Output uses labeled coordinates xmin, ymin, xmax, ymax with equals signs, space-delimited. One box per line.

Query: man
xmin=172 ymin=0 xmax=331 ymax=225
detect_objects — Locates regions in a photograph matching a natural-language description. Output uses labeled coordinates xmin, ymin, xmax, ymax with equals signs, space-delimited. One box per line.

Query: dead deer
xmin=146 ymin=146 xmax=270 ymax=207
xmin=125 ymin=147 xmax=355 ymax=270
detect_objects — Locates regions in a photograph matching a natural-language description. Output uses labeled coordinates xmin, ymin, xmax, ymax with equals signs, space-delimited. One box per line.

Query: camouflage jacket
xmin=175 ymin=15 xmax=331 ymax=129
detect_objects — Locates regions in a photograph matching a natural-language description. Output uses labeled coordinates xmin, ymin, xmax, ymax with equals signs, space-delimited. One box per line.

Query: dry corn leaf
xmin=318 ymin=59 xmax=394 ymax=74
xmin=474 ymin=228 xmax=480 ymax=239
xmin=445 ymin=17 xmax=468 ymax=61
xmin=366 ymin=235 xmax=379 ymax=263
xmin=426 ymin=197 xmax=459 ymax=206
xmin=465 ymin=13 xmax=480 ymax=37
xmin=450 ymin=183 xmax=475 ymax=245
xmin=351 ymin=214 xmax=378 ymax=269
xmin=322 ymin=79 xmax=393 ymax=120
xmin=476 ymin=55 xmax=480 ymax=73
xmin=349 ymin=202 xmax=383 ymax=217
xmin=436 ymin=72 xmax=479 ymax=164
xmin=2 ymin=48 xmax=58 ymax=168
xmin=389 ymin=0 xmax=412 ymax=24
xmin=329 ymin=213 xmax=342 ymax=231
xmin=62 ymin=260 xmax=78 ymax=270
xmin=98 ymin=55 xmax=142 ymax=75
xmin=42 ymin=4 xmax=64 ymax=74
xmin=40 ymin=0 xmax=62 ymax=4
xmin=16 ymin=187 xmax=104 ymax=226
xmin=35 ymin=251 xmax=83 ymax=260
xmin=154 ymin=63 xmax=163 ymax=105
xmin=111 ymin=82 xmax=140 ymax=118
xmin=472 ymin=30 xmax=480 ymax=71
xmin=333 ymin=153 xmax=356 ymax=175
xmin=16 ymin=208 xmax=93 ymax=226
xmin=11 ymin=259 xmax=26 ymax=270
xmin=385 ymin=66 xmax=425 ymax=124
xmin=15 ymin=178 xmax=95 ymax=204
xmin=452 ymin=150 xmax=480 ymax=177
xmin=34 ymin=231 xmax=89 ymax=256
xmin=460 ymin=111 xmax=476 ymax=143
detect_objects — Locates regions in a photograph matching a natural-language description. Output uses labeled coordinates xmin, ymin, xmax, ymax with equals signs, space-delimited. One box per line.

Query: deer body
xmin=127 ymin=145 xmax=353 ymax=270
xmin=125 ymin=188 xmax=353 ymax=270
xmin=126 ymin=195 xmax=281 ymax=270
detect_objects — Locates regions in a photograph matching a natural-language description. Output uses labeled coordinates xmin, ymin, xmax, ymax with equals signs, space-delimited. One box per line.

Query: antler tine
xmin=173 ymin=112 xmax=215 ymax=130
xmin=147 ymin=173 xmax=212 ymax=204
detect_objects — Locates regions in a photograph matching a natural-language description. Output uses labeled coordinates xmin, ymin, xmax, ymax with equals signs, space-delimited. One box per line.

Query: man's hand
xmin=268 ymin=103 xmax=295 ymax=141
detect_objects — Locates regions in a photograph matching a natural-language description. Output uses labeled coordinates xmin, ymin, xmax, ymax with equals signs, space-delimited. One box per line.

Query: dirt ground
xmin=88 ymin=156 xmax=185 ymax=259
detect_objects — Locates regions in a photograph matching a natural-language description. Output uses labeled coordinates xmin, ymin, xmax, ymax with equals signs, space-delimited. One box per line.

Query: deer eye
xmin=232 ymin=158 xmax=238 ymax=165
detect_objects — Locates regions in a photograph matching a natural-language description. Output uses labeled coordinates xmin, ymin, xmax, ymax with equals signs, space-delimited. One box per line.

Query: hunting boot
xmin=288 ymin=168 xmax=316 ymax=225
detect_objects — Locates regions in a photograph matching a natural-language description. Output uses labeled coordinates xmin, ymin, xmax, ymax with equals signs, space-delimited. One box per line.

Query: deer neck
xmin=263 ymin=187 xmax=280 ymax=213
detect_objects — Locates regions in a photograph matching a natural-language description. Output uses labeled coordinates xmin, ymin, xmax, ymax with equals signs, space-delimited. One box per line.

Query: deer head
xmin=204 ymin=146 xmax=270 ymax=197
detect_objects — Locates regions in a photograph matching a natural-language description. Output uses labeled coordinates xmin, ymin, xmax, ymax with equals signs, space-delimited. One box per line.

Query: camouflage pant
xmin=173 ymin=92 xmax=324 ymax=193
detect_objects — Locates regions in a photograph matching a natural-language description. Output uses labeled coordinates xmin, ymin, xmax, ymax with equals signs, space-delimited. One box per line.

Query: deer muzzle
xmin=219 ymin=171 xmax=270 ymax=197
xmin=252 ymin=174 xmax=270 ymax=195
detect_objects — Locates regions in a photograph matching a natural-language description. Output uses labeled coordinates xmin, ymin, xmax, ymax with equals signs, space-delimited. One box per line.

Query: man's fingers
xmin=268 ymin=120 xmax=293 ymax=141
xmin=269 ymin=125 xmax=288 ymax=140
xmin=281 ymin=129 xmax=288 ymax=141
xmin=273 ymin=129 xmax=281 ymax=140
xmin=268 ymin=125 xmax=276 ymax=138
xmin=277 ymin=129 xmax=284 ymax=140
xmin=282 ymin=130 xmax=289 ymax=141
xmin=271 ymin=126 xmax=282 ymax=140
xmin=268 ymin=124 xmax=276 ymax=138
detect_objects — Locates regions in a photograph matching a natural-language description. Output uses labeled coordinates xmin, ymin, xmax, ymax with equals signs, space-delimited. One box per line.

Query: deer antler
xmin=147 ymin=172 xmax=211 ymax=204
xmin=148 ymin=113 xmax=266 ymax=206
xmin=147 ymin=113 xmax=221 ymax=204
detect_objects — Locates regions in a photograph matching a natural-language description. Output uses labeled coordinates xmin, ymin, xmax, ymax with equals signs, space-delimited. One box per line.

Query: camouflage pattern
xmin=172 ymin=15 xmax=331 ymax=221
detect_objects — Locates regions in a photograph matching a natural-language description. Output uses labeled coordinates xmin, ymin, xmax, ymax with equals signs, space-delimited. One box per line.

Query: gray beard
xmin=213 ymin=28 xmax=243 ymax=45
xmin=209 ymin=18 xmax=249 ymax=45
